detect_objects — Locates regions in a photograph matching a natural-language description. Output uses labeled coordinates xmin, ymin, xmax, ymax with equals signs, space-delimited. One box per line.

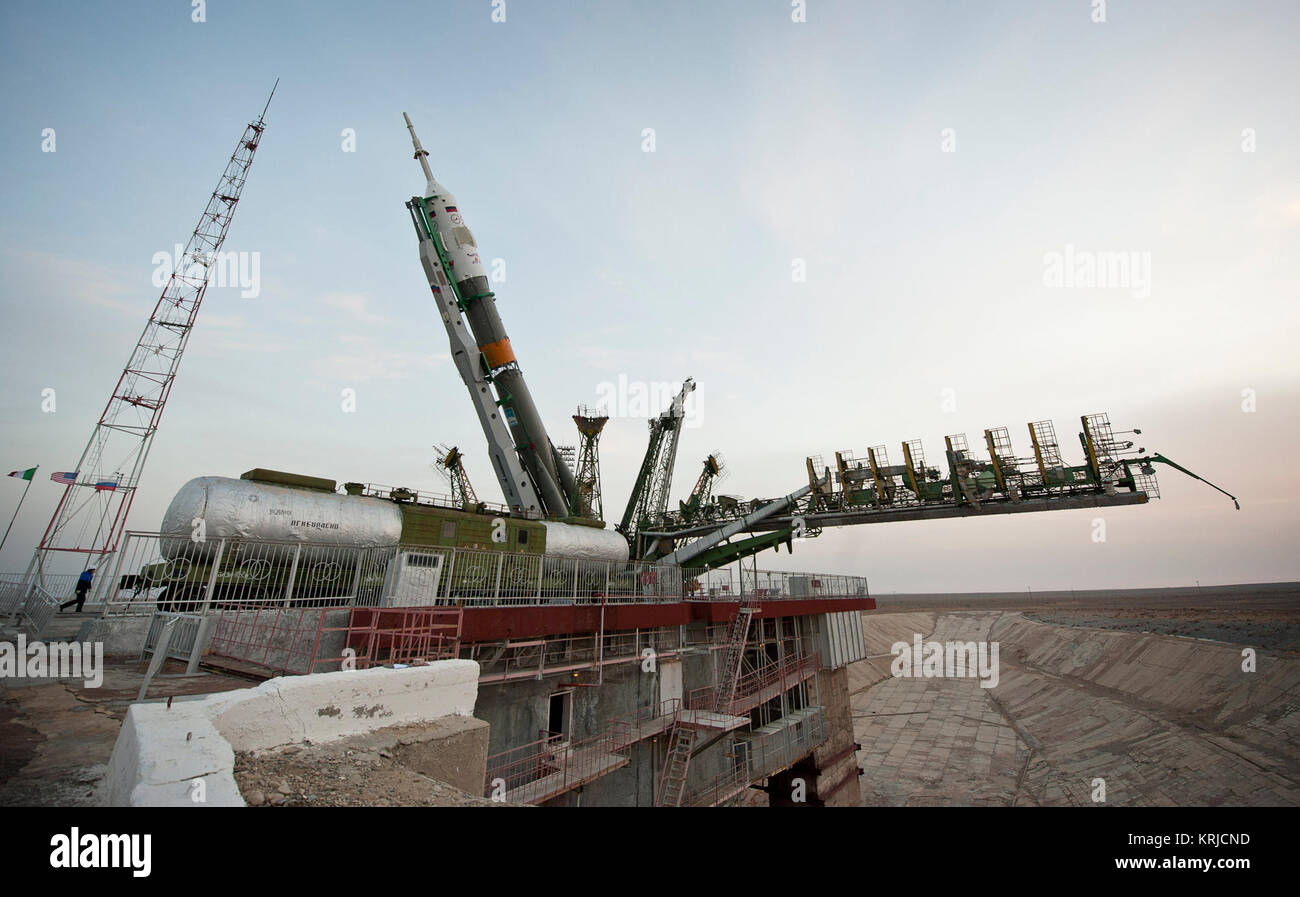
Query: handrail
xmin=486 ymin=697 xmax=684 ymax=799
xmin=22 ymin=585 xmax=59 ymax=637
xmin=688 ymin=652 xmax=821 ymax=716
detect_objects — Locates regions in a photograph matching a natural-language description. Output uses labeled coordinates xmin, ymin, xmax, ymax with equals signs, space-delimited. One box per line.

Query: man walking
xmin=59 ymin=567 xmax=95 ymax=613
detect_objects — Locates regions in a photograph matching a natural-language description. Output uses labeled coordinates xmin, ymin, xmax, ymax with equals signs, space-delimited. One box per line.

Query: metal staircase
xmin=654 ymin=604 xmax=756 ymax=806
xmin=655 ymin=726 xmax=698 ymax=807
xmin=715 ymin=605 xmax=755 ymax=713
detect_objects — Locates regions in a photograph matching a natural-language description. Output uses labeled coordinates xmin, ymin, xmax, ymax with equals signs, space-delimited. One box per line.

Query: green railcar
xmin=135 ymin=471 xmax=645 ymax=609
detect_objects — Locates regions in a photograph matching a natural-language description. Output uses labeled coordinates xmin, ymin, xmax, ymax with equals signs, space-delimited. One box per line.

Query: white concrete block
xmin=102 ymin=660 xmax=480 ymax=807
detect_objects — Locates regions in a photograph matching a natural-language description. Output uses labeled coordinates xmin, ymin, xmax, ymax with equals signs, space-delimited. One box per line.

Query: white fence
xmin=738 ymin=569 xmax=871 ymax=600
xmin=2 ymin=531 xmax=870 ymax=618
xmin=0 ymin=578 xmax=26 ymax=616
xmin=71 ymin=532 xmax=712 ymax=614
xmin=141 ymin=612 xmax=210 ymax=663
xmin=741 ymin=707 xmax=828 ymax=779
xmin=22 ymin=587 xmax=58 ymax=638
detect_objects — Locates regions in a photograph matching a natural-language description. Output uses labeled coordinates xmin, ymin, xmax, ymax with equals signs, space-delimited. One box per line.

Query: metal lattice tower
xmin=618 ymin=378 xmax=695 ymax=539
xmin=434 ymin=444 xmax=479 ymax=508
xmin=679 ymin=452 xmax=726 ymax=521
xmin=571 ymin=406 xmax=609 ymax=520
xmin=24 ymin=87 xmax=275 ymax=588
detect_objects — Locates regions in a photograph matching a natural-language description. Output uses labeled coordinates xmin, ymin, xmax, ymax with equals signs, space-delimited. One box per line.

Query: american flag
xmin=50 ymin=472 xmax=77 ymax=486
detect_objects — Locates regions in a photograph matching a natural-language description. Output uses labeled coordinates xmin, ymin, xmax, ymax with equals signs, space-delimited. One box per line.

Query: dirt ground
xmin=872 ymin=580 xmax=1298 ymax=609
xmin=1023 ymin=612 xmax=1300 ymax=652
xmin=853 ymin=587 xmax=1300 ymax=806
xmin=0 ymin=639 xmax=254 ymax=807
xmin=873 ymin=581 xmax=1300 ymax=652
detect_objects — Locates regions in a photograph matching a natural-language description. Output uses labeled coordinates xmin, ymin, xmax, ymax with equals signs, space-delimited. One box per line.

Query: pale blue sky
xmin=2 ymin=0 xmax=1297 ymax=589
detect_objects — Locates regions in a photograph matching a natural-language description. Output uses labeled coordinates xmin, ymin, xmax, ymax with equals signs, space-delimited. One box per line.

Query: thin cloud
xmin=320 ymin=292 xmax=389 ymax=324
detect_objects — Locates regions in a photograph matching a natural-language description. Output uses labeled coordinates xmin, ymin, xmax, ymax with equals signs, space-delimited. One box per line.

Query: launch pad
xmin=0 ymin=101 xmax=1243 ymax=810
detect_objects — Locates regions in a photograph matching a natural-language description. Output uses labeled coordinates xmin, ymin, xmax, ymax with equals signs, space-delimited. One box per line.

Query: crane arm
xmin=1136 ymin=454 xmax=1240 ymax=510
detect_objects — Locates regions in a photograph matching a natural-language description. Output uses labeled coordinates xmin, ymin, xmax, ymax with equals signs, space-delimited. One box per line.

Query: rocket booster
xmin=403 ymin=114 xmax=574 ymax=517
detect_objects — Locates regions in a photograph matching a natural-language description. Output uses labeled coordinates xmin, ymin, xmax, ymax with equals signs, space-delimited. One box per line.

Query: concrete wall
xmin=992 ymin=614 xmax=1300 ymax=760
xmin=103 ymin=659 xmax=481 ymax=807
xmin=548 ymin=662 xmax=663 ymax=807
xmin=810 ymin=666 xmax=861 ymax=806
xmin=847 ymin=611 xmax=938 ymax=696
xmin=392 ymin=715 xmax=490 ymax=795
xmin=546 ymin=643 xmax=746 ymax=807
xmin=470 ymin=630 xmax=737 ymax=807
xmin=473 ymin=661 xmax=662 ymax=807
xmin=473 ymin=615 xmax=864 ymax=807
xmin=76 ymin=615 xmax=154 ymax=658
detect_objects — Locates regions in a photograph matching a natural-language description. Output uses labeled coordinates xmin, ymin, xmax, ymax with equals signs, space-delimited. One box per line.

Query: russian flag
xmin=94 ymin=480 xmax=119 ymax=491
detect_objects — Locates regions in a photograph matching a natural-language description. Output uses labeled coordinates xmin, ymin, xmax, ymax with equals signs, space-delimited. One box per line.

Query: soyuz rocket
xmin=402 ymin=114 xmax=577 ymax=519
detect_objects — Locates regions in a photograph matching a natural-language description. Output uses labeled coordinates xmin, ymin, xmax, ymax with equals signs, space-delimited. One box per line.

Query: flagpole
xmin=1 ymin=467 xmax=38 ymax=555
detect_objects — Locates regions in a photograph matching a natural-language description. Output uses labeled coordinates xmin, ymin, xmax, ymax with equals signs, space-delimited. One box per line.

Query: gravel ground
xmin=233 ymin=726 xmax=508 ymax=807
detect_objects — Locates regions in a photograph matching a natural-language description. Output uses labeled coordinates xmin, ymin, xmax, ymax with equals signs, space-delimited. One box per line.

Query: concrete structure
xmin=852 ymin=611 xmax=1300 ymax=806
xmin=388 ymin=716 xmax=492 ymax=795
xmin=76 ymin=614 xmax=156 ymax=658
xmin=77 ymin=529 xmax=875 ymax=807
xmin=103 ymin=659 xmax=482 ymax=807
xmin=470 ymin=602 xmax=871 ymax=807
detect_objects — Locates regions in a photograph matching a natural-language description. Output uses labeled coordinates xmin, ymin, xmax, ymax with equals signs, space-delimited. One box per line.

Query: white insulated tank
xmin=159 ymin=476 xmax=630 ymax=563
xmin=541 ymin=521 xmax=629 ymax=563
xmin=160 ymin=476 xmax=403 ymax=557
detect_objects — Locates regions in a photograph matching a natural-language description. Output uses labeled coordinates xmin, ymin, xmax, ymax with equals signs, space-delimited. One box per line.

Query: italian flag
xmin=8 ymin=468 xmax=36 ymax=481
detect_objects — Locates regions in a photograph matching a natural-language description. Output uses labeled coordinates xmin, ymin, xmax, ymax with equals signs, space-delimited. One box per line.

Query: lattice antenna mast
xmin=572 ymin=406 xmax=609 ymax=520
xmin=25 ymin=85 xmax=276 ymax=587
